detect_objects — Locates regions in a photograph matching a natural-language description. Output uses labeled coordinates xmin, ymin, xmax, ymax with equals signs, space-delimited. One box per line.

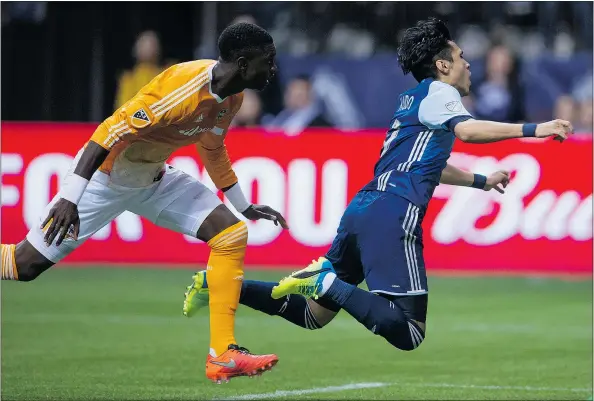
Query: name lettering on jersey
xmin=130 ymin=108 xmax=151 ymax=129
xmin=397 ymin=95 xmax=414 ymax=111
xmin=445 ymin=101 xmax=462 ymax=113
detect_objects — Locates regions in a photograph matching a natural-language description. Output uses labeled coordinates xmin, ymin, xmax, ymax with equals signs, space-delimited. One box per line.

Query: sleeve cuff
xmin=445 ymin=115 xmax=473 ymax=132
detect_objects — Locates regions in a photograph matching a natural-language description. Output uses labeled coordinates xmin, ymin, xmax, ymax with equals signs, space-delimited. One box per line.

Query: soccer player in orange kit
xmin=0 ymin=22 xmax=288 ymax=383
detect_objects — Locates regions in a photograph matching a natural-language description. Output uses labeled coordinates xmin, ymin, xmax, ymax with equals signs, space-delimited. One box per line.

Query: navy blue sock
xmin=239 ymin=280 xmax=321 ymax=330
xmin=323 ymin=278 xmax=425 ymax=350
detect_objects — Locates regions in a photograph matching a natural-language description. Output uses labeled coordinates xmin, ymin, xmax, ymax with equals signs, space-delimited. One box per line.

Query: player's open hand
xmin=41 ymin=198 xmax=80 ymax=246
xmin=242 ymin=205 xmax=289 ymax=229
xmin=536 ymin=119 xmax=573 ymax=142
xmin=483 ymin=170 xmax=510 ymax=194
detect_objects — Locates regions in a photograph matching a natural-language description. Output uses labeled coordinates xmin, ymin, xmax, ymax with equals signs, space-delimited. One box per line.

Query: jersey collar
xmin=207 ymin=62 xmax=227 ymax=104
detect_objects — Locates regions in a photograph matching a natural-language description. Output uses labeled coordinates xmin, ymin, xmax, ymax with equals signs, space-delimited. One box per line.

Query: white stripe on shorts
xmin=408 ymin=321 xmax=423 ymax=348
xmin=402 ymin=203 xmax=422 ymax=292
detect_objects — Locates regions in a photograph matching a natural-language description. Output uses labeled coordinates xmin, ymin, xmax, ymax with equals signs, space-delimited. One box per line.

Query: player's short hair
xmin=397 ymin=18 xmax=453 ymax=82
xmin=218 ymin=22 xmax=274 ymax=62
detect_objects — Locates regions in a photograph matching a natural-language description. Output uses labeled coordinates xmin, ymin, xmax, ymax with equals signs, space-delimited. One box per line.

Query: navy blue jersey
xmin=362 ymin=79 xmax=473 ymax=208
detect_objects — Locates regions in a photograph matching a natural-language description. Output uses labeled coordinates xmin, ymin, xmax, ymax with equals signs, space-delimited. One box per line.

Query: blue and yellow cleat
xmin=271 ymin=257 xmax=336 ymax=300
xmin=183 ymin=270 xmax=209 ymax=317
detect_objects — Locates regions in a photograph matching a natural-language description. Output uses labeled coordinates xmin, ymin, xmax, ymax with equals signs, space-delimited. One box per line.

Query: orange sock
xmin=1 ymin=244 xmax=18 ymax=280
xmin=206 ymin=221 xmax=248 ymax=356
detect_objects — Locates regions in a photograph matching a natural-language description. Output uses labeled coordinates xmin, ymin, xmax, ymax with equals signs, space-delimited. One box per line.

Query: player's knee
xmin=371 ymin=315 xmax=425 ymax=351
xmin=386 ymin=320 xmax=425 ymax=351
xmin=197 ymin=204 xmax=242 ymax=244
xmin=208 ymin=220 xmax=248 ymax=252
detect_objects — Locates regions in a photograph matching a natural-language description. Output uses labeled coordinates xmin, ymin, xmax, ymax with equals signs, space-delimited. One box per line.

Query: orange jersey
xmin=89 ymin=59 xmax=243 ymax=188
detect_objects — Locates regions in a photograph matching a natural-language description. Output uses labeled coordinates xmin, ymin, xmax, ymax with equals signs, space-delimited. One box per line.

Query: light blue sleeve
xmin=418 ymin=82 xmax=472 ymax=130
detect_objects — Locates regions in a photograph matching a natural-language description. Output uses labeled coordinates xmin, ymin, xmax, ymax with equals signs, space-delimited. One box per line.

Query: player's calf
xmin=240 ymin=281 xmax=333 ymax=329
xmin=1 ymin=240 xmax=54 ymax=282
xmin=319 ymin=278 xmax=426 ymax=350
xmin=322 ymin=278 xmax=427 ymax=351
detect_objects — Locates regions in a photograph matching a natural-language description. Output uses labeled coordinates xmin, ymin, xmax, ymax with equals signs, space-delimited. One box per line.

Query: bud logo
xmin=432 ymin=153 xmax=592 ymax=244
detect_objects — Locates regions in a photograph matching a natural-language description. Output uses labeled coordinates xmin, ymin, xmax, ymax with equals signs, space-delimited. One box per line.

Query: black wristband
xmin=471 ymin=174 xmax=487 ymax=189
xmin=522 ymin=123 xmax=537 ymax=137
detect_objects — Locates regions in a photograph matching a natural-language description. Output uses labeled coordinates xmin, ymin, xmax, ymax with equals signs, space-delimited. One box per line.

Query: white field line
xmin=216 ymin=382 xmax=387 ymax=400
xmin=217 ymin=381 xmax=593 ymax=400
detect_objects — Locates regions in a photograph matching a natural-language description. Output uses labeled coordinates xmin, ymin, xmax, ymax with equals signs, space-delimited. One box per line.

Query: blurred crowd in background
xmin=2 ymin=2 xmax=593 ymax=134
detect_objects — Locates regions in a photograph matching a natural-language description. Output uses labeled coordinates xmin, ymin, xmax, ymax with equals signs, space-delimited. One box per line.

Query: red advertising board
xmin=1 ymin=122 xmax=592 ymax=275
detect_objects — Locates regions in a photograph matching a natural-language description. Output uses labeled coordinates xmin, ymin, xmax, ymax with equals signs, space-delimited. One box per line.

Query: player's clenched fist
xmin=41 ymin=198 xmax=80 ymax=246
xmin=242 ymin=205 xmax=289 ymax=229
xmin=483 ymin=170 xmax=511 ymax=194
xmin=536 ymin=119 xmax=573 ymax=142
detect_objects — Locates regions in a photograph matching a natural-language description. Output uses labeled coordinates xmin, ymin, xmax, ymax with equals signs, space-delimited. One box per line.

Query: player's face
xmin=447 ymin=42 xmax=471 ymax=96
xmin=243 ymin=46 xmax=277 ymax=91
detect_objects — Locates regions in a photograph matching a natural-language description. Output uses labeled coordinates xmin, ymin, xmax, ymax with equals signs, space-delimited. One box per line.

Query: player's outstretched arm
xmin=454 ymin=119 xmax=573 ymax=144
xmin=196 ymin=142 xmax=289 ymax=230
xmin=42 ymin=141 xmax=109 ymax=247
xmin=440 ymin=163 xmax=510 ymax=193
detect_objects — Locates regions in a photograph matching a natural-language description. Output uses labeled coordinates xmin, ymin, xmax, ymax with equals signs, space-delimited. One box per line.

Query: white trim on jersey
xmin=397 ymin=130 xmax=434 ymax=172
xmin=377 ymin=170 xmax=393 ymax=191
xmin=149 ymin=71 xmax=209 ymax=113
xmin=207 ymin=62 xmax=226 ymax=103
xmin=104 ymin=124 xmax=132 ymax=148
xmin=152 ymin=76 xmax=210 ymax=117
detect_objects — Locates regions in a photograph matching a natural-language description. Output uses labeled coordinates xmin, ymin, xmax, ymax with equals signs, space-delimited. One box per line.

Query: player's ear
xmin=435 ymin=59 xmax=450 ymax=75
xmin=237 ymin=57 xmax=249 ymax=76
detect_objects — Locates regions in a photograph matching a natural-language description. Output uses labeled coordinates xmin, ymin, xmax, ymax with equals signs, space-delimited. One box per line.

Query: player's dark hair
xmin=218 ymin=22 xmax=274 ymax=62
xmin=397 ymin=18 xmax=453 ymax=82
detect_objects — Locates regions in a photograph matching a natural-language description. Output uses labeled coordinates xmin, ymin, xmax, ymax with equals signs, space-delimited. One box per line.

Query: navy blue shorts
xmin=324 ymin=190 xmax=428 ymax=296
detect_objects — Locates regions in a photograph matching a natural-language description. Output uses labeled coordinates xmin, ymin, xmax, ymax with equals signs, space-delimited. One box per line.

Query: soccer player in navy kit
xmin=183 ymin=18 xmax=573 ymax=352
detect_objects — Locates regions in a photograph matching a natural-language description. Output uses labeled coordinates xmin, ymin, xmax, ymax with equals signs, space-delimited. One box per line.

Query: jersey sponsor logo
xmin=179 ymin=126 xmax=214 ymax=137
xmin=216 ymin=109 xmax=228 ymax=123
xmin=194 ymin=113 xmax=204 ymax=123
xmin=130 ymin=108 xmax=151 ymax=129
xmin=445 ymin=101 xmax=462 ymax=113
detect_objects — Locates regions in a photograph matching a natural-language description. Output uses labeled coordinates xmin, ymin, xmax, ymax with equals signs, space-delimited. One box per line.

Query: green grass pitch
xmin=2 ymin=266 xmax=592 ymax=400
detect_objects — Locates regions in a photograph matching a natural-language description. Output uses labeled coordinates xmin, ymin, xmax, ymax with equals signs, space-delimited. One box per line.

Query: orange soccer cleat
xmin=205 ymin=344 xmax=278 ymax=384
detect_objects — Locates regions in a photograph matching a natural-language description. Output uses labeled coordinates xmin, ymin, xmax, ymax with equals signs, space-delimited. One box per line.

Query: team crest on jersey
xmin=216 ymin=109 xmax=228 ymax=123
xmin=131 ymin=108 xmax=151 ymax=128
xmin=445 ymin=101 xmax=462 ymax=113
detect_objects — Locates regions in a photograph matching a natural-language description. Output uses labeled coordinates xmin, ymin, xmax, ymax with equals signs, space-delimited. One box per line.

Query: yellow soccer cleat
xmin=183 ymin=270 xmax=209 ymax=317
xmin=271 ymin=257 xmax=336 ymax=300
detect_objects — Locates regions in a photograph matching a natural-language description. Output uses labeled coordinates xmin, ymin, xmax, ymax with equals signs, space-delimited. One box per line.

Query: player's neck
xmin=210 ymin=63 xmax=244 ymax=100
xmin=436 ymin=77 xmax=463 ymax=96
